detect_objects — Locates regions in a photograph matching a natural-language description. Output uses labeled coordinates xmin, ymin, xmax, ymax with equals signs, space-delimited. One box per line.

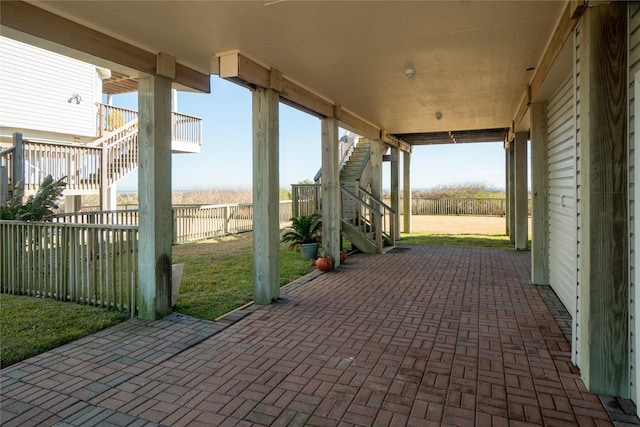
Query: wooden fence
xmin=379 ymin=197 xmax=530 ymax=216
xmin=53 ymin=201 xmax=294 ymax=244
xmin=411 ymin=198 xmax=507 ymax=216
xmin=1 ymin=221 xmax=138 ymax=316
xmin=2 ymin=200 xmax=293 ymax=315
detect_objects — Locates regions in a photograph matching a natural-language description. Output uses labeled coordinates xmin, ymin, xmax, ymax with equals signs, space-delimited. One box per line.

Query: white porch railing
xmin=97 ymin=104 xmax=203 ymax=150
xmin=22 ymin=139 xmax=102 ymax=193
xmin=0 ymin=221 xmax=138 ymax=316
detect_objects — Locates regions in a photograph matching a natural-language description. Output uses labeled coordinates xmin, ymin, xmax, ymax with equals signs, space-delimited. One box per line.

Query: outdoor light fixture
xmin=435 ymin=112 xmax=443 ymax=120
xmin=68 ymin=93 xmax=82 ymax=104
xmin=405 ymin=68 xmax=415 ymax=79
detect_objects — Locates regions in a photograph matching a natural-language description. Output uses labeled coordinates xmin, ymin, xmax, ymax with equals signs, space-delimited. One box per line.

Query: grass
xmin=172 ymin=232 xmax=313 ymax=320
xmin=0 ymin=294 xmax=129 ymax=368
xmin=400 ymin=232 xmax=515 ymax=249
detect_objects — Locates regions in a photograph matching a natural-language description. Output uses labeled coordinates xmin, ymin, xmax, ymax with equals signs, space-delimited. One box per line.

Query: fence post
xmin=172 ymin=208 xmax=177 ymax=245
xmin=292 ymin=186 xmax=299 ymax=218
xmin=224 ymin=205 xmax=230 ymax=234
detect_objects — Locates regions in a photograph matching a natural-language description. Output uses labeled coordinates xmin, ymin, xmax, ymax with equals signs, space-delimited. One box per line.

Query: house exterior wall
xmin=574 ymin=21 xmax=583 ymax=369
xmin=546 ymin=73 xmax=577 ymax=323
xmin=629 ymin=1 xmax=640 ymax=404
xmin=0 ymin=36 xmax=101 ymax=144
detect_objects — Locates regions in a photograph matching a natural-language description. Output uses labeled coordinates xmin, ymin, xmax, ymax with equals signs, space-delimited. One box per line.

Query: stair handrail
xmin=103 ymin=122 xmax=139 ymax=187
xmin=0 ymin=146 xmax=15 ymax=158
xmin=88 ymin=119 xmax=138 ymax=148
xmin=314 ymin=132 xmax=360 ymax=182
xmin=341 ymin=185 xmax=385 ymax=252
xmin=356 ymin=185 xmax=396 ymax=246
xmin=355 ymin=147 xmax=371 ymax=181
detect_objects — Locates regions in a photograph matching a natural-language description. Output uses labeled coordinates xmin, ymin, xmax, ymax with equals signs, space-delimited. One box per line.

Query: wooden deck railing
xmin=172 ymin=112 xmax=202 ymax=146
xmin=0 ymin=221 xmax=138 ymax=316
xmin=23 ymin=139 xmax=102 ymax=193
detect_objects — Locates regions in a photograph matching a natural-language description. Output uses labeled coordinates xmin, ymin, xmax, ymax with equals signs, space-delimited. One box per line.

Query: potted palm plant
xmin=281 ymin=213 xmax=322 ymax=260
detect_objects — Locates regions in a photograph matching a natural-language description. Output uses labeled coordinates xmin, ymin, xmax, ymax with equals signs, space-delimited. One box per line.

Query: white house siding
xmin=629 ymin=1 xmax=640 ymax=404
xmin=0 ymin=36 xmax=99 ymax=139
xmin=574 ymin=23 xmax=582 ymax=368
xmin=547 ymin=74 xmax=577 ymax=327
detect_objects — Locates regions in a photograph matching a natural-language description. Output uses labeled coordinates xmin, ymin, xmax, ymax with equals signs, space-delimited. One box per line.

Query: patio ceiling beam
xmin=508 ymin=0 xmax=587 ymax=140
xmin=218 ymin=51 xmax=412 ymax=153
xmin=0 ymin=1 xmax=210 ymax=93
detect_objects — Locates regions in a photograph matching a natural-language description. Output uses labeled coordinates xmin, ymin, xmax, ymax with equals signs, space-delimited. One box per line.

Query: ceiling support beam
xmin=508 ymin=0 xmax=586 ymax=140
xmin=218 ymin=51 xmax=411 ymax=153
xmin=0 ymin=1 xmax=210 ymax=93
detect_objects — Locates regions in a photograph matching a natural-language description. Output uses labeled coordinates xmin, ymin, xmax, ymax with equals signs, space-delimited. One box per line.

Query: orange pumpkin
xmin=316 ymin=256 xmax=333 ymax=271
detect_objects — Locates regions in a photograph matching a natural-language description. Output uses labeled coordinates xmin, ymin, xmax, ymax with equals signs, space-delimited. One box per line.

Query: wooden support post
xmin=390 ymin=147 xmax=400 ymax=238
xmin=514 ymin=132 xmax=528 ymax=250
xmin=508 ymin=144 xmax=515 ymax=243
xmin=252 ymin=87 xmax=280 ymax=303
xmin=370 ymin=139 xmax=383 ymax=201
xmin=321 ymin=117 xmax=341 ymax=266
xmin=403 ymin=151 xmax=412 ymax=234
xmin=530 ymin=103 xmax=549 ymax=284
xmin=505 ymin=146 xmax=510 ymax=236
xmin=12 ymin=132 xmax=23 ymax=192
xmin=137 ymin=76 xmax=173 ymax=321
xmin=578 ymin=3 xmax=628 ymax=396
xmin=100 ymin=146 xmax=109 ymax=210
xmin=64 ymin=195 xmax=83 ymax=213
xmin=0 ymin=165 xmax=6 ymax=205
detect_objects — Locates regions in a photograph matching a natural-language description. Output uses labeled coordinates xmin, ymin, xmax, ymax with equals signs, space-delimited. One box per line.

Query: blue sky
xmin=114 ymin=76 xmax=507 ymax=192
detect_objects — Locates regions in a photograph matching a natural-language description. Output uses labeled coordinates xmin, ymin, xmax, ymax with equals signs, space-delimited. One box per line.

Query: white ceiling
xmin=29 ymin=0 xmax=566 ymax=137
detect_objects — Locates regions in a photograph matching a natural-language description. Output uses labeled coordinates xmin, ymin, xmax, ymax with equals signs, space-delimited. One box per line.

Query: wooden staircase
xmin=309 ymin=135 xmax=394 ymax=254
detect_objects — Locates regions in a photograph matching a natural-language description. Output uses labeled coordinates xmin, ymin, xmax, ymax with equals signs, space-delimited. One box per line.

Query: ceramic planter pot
xmin=300 ymin=242 xmax=319 ymax=260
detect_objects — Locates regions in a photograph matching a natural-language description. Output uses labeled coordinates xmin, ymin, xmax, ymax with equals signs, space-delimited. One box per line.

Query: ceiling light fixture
xmin=405 ymin=68 xmax=415 ymax=80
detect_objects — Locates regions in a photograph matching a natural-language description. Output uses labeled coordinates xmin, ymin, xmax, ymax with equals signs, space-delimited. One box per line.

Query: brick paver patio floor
xmin=1 ymin=245 xmax=615 ymax=426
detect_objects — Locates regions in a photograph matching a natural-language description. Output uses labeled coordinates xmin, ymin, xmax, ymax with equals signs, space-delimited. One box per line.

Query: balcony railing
xmin=97 ymin=103 xmax=202 ymax=150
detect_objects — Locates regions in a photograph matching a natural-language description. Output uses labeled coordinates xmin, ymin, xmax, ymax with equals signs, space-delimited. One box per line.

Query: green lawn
xmin=399 ymin=232 xmax=515 ymax=249
xmin=172 ymin=232 xmax=312 ymax=320
xmin=0 ymin=294 xmax=129 ymax=368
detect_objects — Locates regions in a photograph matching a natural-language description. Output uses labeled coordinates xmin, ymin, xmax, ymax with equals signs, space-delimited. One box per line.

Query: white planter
xmin=171 ymin=263 xmax=185 ymax=307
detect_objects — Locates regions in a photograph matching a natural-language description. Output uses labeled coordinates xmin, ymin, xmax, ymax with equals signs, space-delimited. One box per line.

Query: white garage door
xmin=547 ymin=74 xmax=577 ymax=316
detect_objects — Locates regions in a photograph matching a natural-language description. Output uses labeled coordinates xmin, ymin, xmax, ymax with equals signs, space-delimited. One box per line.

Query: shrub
xmin=0 ymin=175 xmax=66 ymax=221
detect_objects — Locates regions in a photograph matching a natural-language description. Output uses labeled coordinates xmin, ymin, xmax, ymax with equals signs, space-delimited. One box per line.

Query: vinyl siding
xmin=0 ymin=36 xmax=100 ymax=138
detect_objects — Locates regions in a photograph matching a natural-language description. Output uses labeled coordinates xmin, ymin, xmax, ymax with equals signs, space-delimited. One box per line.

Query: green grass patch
xmin=172 ymin=232 xmax=312 ymax=320
xmin=0 ymin=294 xmax=129 ymax=368
xmin=400 ymin=232 xmax=514 ymax=249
